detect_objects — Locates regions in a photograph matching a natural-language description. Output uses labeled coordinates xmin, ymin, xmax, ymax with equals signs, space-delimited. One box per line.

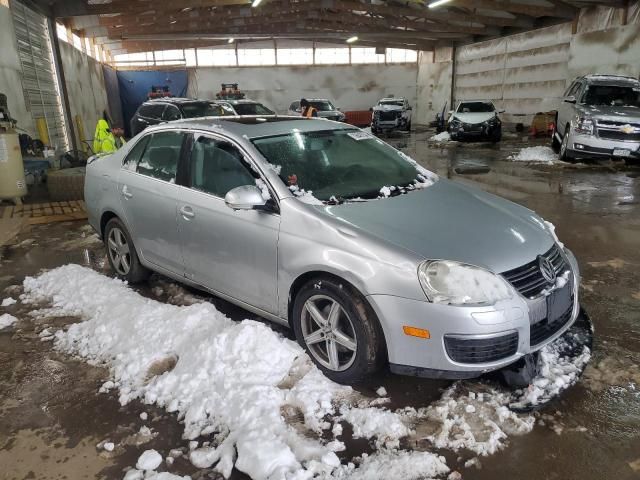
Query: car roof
xmin=379 ymin=97 xmax=405 ymax=101
xmin=144 ymin=98 xmax=211 ymax=105
xmin=164 ymin=116 xmax=356 ymax=139
xmin=216 ymin=99 xmax=264 ymax=105
xmin=581 ymin=74 xmax=640 ymax=86
xmin=458 ymin=99 xmax=494 ymax=103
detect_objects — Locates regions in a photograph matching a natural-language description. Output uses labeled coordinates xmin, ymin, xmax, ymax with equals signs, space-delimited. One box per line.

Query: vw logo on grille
xmin=538 ymin=255 xmax=557 ymax=283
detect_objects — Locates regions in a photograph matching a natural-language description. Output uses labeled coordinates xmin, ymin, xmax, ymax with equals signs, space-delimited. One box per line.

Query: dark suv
xmin=130 ymin=98 xmax=228 ymax=136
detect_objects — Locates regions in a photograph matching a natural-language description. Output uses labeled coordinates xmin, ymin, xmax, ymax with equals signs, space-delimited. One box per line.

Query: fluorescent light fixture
xmin=228 ymin=38 xmax=234 ymax=43
xmin=428 ymin=0 xmax=453 ymax=8
xmin=346 ymin=36 xmax=358 ymax=43
xmin=252 ymin=0 xmax=263 ymax=7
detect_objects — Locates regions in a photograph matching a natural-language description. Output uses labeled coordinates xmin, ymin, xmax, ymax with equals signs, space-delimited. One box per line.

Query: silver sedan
xmin=85 ymin=116 xmax=581 ymax=384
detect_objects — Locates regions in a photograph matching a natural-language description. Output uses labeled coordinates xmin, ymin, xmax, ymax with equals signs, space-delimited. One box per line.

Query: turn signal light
xmin=403 ymin=326 xmax=430 ymax=339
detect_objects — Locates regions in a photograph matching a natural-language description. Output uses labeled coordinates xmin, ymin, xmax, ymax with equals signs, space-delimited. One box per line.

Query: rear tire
xmin=104 ymin=217 xmax=150 ymax=284
xmin=292 ymin=277 xmax=386 ymax=384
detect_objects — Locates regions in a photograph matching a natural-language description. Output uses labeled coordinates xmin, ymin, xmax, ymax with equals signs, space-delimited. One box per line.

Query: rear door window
xmin=137 ymin=131 xmax=186 ymax=183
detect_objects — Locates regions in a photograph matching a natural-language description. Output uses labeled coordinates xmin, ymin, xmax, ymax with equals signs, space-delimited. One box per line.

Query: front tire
xmin=104 ymin=217 xmax=149 ymax=283
xmin=292 ymin=277 xmax=386 ymax=384
xmin=559 ymin=124 xmax=574 ymax=162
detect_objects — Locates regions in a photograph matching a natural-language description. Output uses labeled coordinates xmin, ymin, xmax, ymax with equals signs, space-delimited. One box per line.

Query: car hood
xmin=317 ymin=110 xmax=344 ymax=118
xmin=452 ymin=112 xmax=497 ymax=124
xmin=320 ymin=179 xmax=553 ymax=273
xmin=578 ymin=104 xmax=640 ymax=122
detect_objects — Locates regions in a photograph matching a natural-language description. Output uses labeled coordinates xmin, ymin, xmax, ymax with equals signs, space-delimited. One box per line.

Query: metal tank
xmin=0 ymin=124 xmax=27 ymax=204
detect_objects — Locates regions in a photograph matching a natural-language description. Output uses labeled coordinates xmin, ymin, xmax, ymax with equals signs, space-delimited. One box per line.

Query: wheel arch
xmin=99 ymin=210 xmax=119 ymax=239
xmin=287 ymin=270 xmax=388 ymax=360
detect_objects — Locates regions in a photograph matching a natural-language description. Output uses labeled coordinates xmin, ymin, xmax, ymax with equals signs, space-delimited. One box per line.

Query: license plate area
xmin=613 ymin=148 xmax=632 ymax=157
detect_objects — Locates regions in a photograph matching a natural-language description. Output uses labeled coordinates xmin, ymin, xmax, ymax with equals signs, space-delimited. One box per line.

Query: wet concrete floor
xmin=1 ymin=131 xmax=639 ymax=479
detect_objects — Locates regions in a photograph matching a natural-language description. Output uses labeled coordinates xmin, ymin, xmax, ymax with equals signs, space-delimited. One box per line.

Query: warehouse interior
xmin=1 ymin=1 xmax=640 ymax=480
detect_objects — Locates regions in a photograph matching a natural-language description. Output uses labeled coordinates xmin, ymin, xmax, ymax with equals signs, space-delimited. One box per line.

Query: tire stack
xmin=47 ymin=167 xmax=86 ymax=201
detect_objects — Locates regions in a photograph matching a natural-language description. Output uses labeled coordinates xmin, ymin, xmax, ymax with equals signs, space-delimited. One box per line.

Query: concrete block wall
xmin=59 ymin=40 xmax=110 ymax=152
xmin=0 ymin=3 xmax=36 ymax=137
xmin=425 ymin=1 xmax=640 ymax=126
xmin=187 ymin=64 xmax=418 ymax=114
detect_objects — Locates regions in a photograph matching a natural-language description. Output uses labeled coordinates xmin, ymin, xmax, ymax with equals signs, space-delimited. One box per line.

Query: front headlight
xmin=574 ymin=117 xmax=593 ymax=135
xmin=418 ymin=260 xmax=513 ymax=306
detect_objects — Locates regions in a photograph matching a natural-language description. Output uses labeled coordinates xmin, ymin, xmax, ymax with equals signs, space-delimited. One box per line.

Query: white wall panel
xmin=188 ymin=64 xmax=418 ymax=114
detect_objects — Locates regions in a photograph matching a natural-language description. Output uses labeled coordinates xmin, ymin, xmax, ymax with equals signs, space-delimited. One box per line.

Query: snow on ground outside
xmin=508 ymin=146 xmax=557 ymax=163
xmin=429 ymin=132 xmax=451 ymax=143
xmin=0 ymin=313 xmax=18 ymax=329
xmin=1 ymin=297 xmax=17 ymax=307
xmin=21 ymin=265 xmax=589 ymax=479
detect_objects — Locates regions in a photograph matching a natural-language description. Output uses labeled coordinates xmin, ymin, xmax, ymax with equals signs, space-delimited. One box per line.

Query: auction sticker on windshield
xmin=347 ymin=131 xmax=373 ymax=141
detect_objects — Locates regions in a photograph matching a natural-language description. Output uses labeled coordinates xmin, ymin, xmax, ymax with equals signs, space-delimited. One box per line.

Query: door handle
xmin=121 ymin=186 xmax=133 ymax=199
xmin=180 ymin=206 xmax=195 ymax=219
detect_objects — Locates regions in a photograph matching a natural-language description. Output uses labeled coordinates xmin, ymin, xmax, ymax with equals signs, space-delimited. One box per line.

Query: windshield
xmin=310 ymin=101 xmax=335 ymax=111
xmin=232 ymin=103 xmax=275 ymax=115
xmin=582 ymin=85 xmax=640 ymax=107
xmin=457 ymin=102 xmax=495 ymax=113
xmin=379 ymin=100 xmax=404 ymax=107
xmin=181 ymin=102 xmax=227 ymax=118
xmin=252 ymin=129 xmax=435 ymax=202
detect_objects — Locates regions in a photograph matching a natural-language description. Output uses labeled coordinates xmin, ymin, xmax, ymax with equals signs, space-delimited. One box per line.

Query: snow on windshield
xmin=253 ymin=129 xmax=438 ymax=205
xmin=20 ymin=264 xmax=591 ymax=479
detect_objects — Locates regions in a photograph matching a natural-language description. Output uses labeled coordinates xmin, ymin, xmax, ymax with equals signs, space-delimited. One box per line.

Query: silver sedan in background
xmin=85 ymin=117 xmax=581 ymax=384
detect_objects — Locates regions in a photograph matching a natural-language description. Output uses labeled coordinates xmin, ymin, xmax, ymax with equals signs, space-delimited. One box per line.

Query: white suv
xmin=553 ymin=75 xmax=640 ymax=161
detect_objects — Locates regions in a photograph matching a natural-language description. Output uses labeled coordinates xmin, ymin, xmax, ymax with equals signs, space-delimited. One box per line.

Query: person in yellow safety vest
xmin=300 ymin=98 xmax=318 ymax=118
xmin=93 ymin=118 xmax=117 ymax=154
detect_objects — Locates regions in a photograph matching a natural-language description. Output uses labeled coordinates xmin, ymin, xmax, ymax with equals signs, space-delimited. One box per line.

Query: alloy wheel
xmin=301 ymin=294 xmax=358 ymax=371
xmin=107 ymin=227 xmax=131 ymax=275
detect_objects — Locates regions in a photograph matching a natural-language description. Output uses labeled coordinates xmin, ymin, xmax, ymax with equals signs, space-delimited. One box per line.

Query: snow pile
xmin=333 ymin=450 xmax=449 ymax=480
xmin=508 ymin=146 xmax=557 ymax=163
xmin=408 ymin=385 xmax=535 ymax=456
xmin=340 ymin=407 xmax=411 ymax=448
xmin=289 ymin=185 xmax=324 ymax=205
xmin=137 ymin=450 xmax=163 ymax=471
xmin=1 ymin=297 xmax=17 ymax=307
xmin=544 ymin=220 xmax=565 ymax=249
xmin=429 ymin=132 xmax=451 ymax=143
xmin=509 ymin=330 xmax=591 ymax=409
xmin=0 ymin=313 xmax=18 ymax=330
xmin=20 ymin=265 xmax=351 ymax=479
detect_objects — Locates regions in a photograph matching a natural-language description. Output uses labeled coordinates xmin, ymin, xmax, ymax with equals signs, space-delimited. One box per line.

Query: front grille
xmin=530 ymin=299 xmax=573 ymax=346
xmin=501 ymin=244 xmax=568 ymax=298
xmin=378 ymin=111 xmax=399 ymax=121
xmin=597 ymin=129 xmax=640 ymax=142
xmin=444 ymin=332 xmax=519 ymax=364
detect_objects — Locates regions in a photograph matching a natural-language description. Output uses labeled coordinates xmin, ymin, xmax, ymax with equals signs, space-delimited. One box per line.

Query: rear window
xmin=181 ymin=102 xmax=228 ymax=118
xmin=232 ymin=103 xmax=274 ymax=115
xmin=138 ymin=104 xmax=166 ymax=118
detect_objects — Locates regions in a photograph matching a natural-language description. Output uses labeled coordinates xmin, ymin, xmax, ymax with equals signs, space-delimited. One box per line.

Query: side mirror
xmin=369 ymin=107 xmax=374 ymax=112
xmin=448 ymin=110 xmax=454 ymax=115
xmin=225 ymin=185 xmax=266 ymax=211
xmin=564 ymin=96 xmax=577 ymax=104
xmin=498 ymin=109 xmax=505 ymax=113
xmin=407 ymin=106 xmax=412 ymax=111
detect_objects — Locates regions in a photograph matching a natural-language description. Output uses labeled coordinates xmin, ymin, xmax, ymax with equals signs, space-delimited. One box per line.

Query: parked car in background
xmin=214 ymin=99 xmax=275 ymax=116
xmin=371 ymin=97 xmax=412 ymax=134
xmin=85 ymin=116 xmax=581 ymax=385
xmin=130 ymin=98 xmax=228 ymax=136
xmin=288 ymin=99 xmax=346 ymax=122
xmin=448 ymin=100 xmax=502 ymax=142
xmin=553 ymin=74 xmax=640 ymax=161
